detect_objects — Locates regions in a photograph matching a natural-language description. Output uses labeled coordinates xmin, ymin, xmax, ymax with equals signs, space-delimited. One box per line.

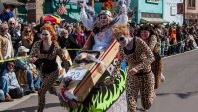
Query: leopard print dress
xmin=112 ymin=37 xmax=155 ymax=112
xmin=29 ymin=40 xmax=70 ymax=112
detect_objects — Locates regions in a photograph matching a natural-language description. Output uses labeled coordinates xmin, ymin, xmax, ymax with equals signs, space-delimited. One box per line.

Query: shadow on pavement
xmin=156 ymin=91 xmax=198 ymax=99
xmin=1 ymin=103 xmax=61 ymax=112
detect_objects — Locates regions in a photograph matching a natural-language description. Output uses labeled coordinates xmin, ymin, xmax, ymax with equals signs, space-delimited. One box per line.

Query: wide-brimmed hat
xmin=18 ymin=46 xmax=30 ymax=53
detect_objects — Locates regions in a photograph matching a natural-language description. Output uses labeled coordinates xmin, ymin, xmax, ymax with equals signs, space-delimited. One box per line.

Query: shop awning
xmin=141 ymin=17 xmax=169 ymax=24
xmin=1 ymin=0 xmax=24 ymax=7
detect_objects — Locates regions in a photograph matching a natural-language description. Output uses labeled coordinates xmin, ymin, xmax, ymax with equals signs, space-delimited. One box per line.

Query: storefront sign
xmin=25 ymin=3 xmax=36 ymax=10
xmin=171 ymin=6 xmax=177 ymax=16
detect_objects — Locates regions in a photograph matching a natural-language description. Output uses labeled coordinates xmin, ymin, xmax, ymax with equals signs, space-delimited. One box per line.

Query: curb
xmin=0 ymin=93 xmax=37 ymax=111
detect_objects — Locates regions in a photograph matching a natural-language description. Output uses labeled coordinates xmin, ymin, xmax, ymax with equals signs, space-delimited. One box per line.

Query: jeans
xmin=0 ymin=76 xmax=9 ymax=93
xmin=170 ymin=45 xmax=176 ymax=54
xmin=0 ymin=89 xmax=5 ymax=101
xmin=176 ymin=42 xmax=183 ymax=54
xmin=161 ymin=41 xmax=165 ymax=56
xmin=27 ymin=70 xmax=35 ymax=90
xmin=34 ymin=76 xmax=41 ymax=89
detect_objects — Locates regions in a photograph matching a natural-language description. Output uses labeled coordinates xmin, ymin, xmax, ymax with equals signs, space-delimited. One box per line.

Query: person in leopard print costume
xmin=139 ymin=24 xmax=165 ymax=89
xmin=104 ymin=24 xmax=156 ymax=112
xmin=29 ymin=24 xmax=70 ymax=112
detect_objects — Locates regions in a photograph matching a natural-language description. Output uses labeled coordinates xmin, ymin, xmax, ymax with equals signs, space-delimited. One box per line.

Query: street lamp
xmin=54 ymin=0 xmax=70 ymax=5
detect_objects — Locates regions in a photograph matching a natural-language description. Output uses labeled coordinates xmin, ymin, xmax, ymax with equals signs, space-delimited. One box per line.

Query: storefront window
xmin=146 ymin=0 xmax=160 ymax=4
xmin=188 ymin=0 xmax=196 ymax=9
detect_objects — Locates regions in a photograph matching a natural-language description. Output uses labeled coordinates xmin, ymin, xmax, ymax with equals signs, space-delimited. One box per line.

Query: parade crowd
xmin=0 ymin=3 xmax=198 ymax=112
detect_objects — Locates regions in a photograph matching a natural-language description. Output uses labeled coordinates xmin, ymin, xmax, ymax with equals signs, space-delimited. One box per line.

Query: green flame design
xmin=68 ymin=66 xmax=127 ymax=112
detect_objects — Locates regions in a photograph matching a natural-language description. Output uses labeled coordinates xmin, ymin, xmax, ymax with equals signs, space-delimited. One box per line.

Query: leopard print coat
xmin=29 ymin=40 xmax=70 ymax=73
xmin=112 ymin=37 xmax=155 ymax=77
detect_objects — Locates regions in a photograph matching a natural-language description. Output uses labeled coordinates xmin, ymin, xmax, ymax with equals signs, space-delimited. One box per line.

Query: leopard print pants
xmin=37 ymin=70 xmax=59 ymax=112
xmin=126 ymin=72 xmax=155 ymax=112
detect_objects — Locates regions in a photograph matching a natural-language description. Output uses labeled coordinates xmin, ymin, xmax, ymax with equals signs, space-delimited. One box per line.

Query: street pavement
xmin=1 ymin=49 xmax=198 ymax=112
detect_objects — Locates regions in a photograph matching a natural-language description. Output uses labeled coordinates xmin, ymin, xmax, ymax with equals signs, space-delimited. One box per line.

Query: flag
xmin=57 ymin=4 xmax=67 ymax=16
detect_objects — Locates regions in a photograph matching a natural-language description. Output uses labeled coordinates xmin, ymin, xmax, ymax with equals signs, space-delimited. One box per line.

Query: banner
xmin=177 ymin=3 xmax=184 ymax=14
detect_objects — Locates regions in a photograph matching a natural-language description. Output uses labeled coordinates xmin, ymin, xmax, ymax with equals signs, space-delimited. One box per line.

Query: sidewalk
xmin=0 ymin=93 xmax=37 ymax=111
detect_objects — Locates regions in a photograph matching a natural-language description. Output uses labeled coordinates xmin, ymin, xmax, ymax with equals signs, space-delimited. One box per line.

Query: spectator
xmin=176 ymin=26 xmax=184 ymax=54
xmin=22 ymin=26 xmax=34 ymax=50
xmin=72 ymin=26 xmax=86 ymax=47
xmin=0 ymin=35 xmax=5 ymax=60
xmin=0 ymin=89 xmax=5 ymax=102
xmin=0 ymin=61 xmax=23 ymax=102
xmin=16 ymin=23 xmax=22 ymax=37
xmin=168 ymin=26 xmax=177 ymax=55
xmin=15 ymin=46 xmax=39 ymax=93
xmin=8 ymin=18 xmax=21 ymax=55
xmin=59 ymin=19 xmax=66 ymax=29
xmin=0 ymin=4 xmax=14 ymax=22
xmin=163 ymin=28 xmax=170 ymax=56
xmin=58 ymin=29 xmax=81 ymax=61
xmin=0 ymin=23 xmax=14 ymax=59
xmin=53 ymin=24 xmax=60 ymax=35
xmin=31 ymin=22 xmax=36 ymax=28
xmin=66 ymin=25 xmax=73 ymax=36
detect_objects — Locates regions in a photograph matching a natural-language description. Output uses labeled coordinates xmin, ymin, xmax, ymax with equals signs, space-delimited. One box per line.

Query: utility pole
xmin=183 ymin=0 xmax=186 ymax=25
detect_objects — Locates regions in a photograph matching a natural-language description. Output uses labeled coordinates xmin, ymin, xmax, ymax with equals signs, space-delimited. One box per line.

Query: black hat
xmin=140 ymin=24 xmax=151 ymax=31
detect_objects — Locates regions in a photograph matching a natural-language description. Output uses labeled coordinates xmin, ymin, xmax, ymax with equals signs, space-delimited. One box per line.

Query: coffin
xmin=58 ymin=37 xmax=120 ymax=103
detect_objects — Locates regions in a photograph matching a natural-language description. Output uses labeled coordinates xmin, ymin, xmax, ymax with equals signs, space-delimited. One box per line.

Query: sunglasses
xmin=10 ymin=23 xmax=15 ymax=25
xmin=100 ymin=16 xmax=107 ymax=20
xmin=42 ymin=33 xmax=48 ymax=36
xmin=26 ymin=30 xmax=31 ymax=33
xmin=117 ymin=36 xmax=125 ymax=42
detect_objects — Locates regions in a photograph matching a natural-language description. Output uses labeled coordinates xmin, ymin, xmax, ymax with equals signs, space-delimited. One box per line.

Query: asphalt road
xmin=1 ymin=49 xmax=198 ymax=112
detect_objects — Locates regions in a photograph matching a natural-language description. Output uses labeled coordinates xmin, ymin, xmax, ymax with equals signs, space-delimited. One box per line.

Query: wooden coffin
xmin=60 ymin=39 xmax=120 ymax=102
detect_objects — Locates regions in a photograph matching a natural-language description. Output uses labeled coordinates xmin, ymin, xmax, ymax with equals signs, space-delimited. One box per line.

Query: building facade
xmin=131 ymin=0 xmax=168 ymax=24
xmin=163 ymin=0 xmax=183 ymax=25
xmin=17 ymin=0 xmax=103 ymax=23
xmin=184 ymin=0 xmax=198 ymax=25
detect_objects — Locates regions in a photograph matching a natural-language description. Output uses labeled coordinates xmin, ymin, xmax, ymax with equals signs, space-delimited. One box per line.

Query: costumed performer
xmin=79 ymin=0 xmax=128 ymax=51
xmin=139 ymin=24 xmax=164 ymax=89
xmin=28 ymin=23 xmax=70 ymax=112
xmin=104 ymin=24 xmax=156 ymax=112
